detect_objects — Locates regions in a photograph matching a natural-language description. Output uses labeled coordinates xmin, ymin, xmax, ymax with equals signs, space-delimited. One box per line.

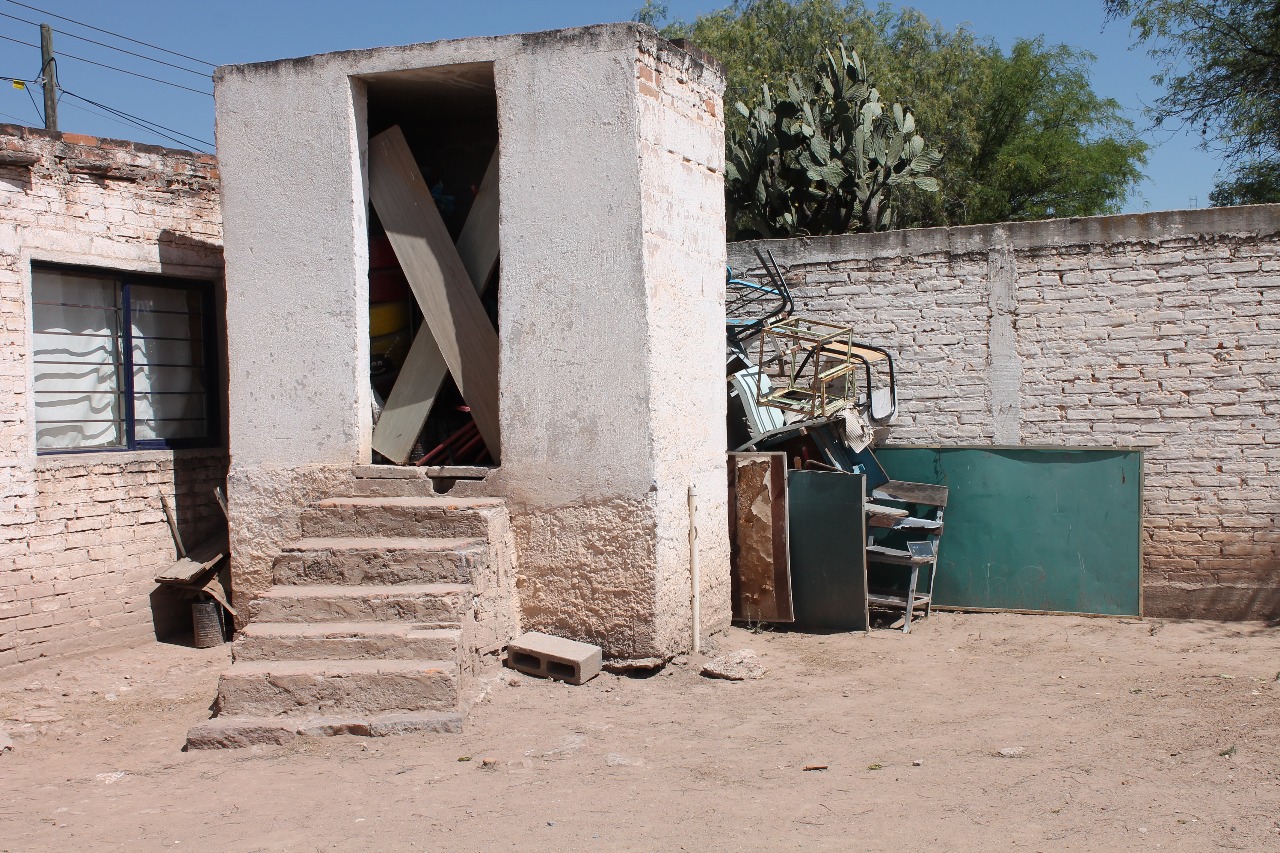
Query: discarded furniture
xmin=726 ymin=247 xmax=792 ymax=346
xmin=727 ymin=455 xmax=869 ymax=632
xmin=864 ymin=480 xmax=949 ymax=633
xmin=788 ymin=469 xmax=870 ymax=631
xmin=756 ymin=316 xmax=898 ymax=423
xmin=876 ymin=447 xmax=1143 ymax=616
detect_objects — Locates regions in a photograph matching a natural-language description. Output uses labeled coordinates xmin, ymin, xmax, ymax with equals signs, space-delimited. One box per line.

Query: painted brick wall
xmin=0 ymin=125 xmax=226 ymax=670
xmin=729 ymin=205 xmax=1280 ymax=621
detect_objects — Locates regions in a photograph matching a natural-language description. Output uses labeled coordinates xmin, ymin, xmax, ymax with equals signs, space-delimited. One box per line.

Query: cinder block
xmin=506 ymin=631 xmax=601 ymax=685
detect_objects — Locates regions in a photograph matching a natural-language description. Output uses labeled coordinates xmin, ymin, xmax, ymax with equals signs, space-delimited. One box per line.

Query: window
xmin=31 ymin=265 xmax=218 ymax=452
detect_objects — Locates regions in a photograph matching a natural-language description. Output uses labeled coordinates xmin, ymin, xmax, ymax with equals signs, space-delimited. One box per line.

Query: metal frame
xmin=726 ymin=247 xmax=793 ymax=346
xmin=32 ymin=263 xmax=219 ymax=454
xmin=755 ymin=316 xmax=898 ymax=423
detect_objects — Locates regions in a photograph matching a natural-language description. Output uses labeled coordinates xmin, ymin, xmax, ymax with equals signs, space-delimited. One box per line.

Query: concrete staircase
xmin=187 ymin=483 xmax=519 ymax=749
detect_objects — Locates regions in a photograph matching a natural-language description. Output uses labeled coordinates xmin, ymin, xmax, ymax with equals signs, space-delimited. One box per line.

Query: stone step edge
xmin=284 ymin=536 xmax=486 ymax=553
xmin=238 ymin=622 xmax=461 ymax=639
xmin=221 ymin=658 xmax=457 ymax=677
xmin=254 ymin=583 xmax=470 ymax=600
xmin=186 ymin=711 xmax=463 ymax=749
xmin=314 ymin=496 xmax=503 ymax=509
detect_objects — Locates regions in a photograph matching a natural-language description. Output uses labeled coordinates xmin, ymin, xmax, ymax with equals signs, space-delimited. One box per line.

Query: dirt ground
xmin=1 ymin=612 xmax=1278 ymax=853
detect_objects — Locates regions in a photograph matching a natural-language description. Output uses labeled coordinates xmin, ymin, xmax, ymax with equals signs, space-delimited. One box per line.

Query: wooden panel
xmin=454 ymin=150 xmax=500 ymax=289
xmin=727 ymin=452 xmax=794 ymax=622
xmin=368 ymin=126 xmax=500 ymax=460
xmin=787 ymin=470 xmax=868 ymax=631
xmin=371 ymin=151 xmax=500 ymax=465
xmin=875 ymin=447 xmax=1142 ymax=616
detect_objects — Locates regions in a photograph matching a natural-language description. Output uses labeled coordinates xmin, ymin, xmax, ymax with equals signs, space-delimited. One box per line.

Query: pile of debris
xmin=725 ymin=250 xmax=948 ymax=634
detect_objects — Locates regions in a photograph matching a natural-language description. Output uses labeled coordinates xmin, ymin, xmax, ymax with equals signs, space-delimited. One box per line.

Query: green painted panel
xmin=874 ymin=448 xmax=1142 ymax=616
xmin=787 ymin=470 xmax=868 ymax=631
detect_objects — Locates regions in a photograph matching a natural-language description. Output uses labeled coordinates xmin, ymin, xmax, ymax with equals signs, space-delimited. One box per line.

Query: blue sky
xmin=0 ymin=0 xmax=1221 ymax=214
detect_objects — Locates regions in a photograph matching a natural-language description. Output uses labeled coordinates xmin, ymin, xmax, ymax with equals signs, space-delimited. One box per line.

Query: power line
xmin=23 ymin=74 xmax=41 ymax=121
xmin=0 ymin=33 xmax=210 ymax=96
xmin=0 ymin=9 xmax=210 ymax=77
xmin=1 ymin=0 xmax=215 ymax=68
xmin=59 ymin=88 xmax=212 ymax=151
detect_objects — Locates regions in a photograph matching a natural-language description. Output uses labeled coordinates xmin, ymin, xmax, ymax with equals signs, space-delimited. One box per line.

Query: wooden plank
xmin=865 ymin=544 xmax=933 ymax=565
xmin=872 ymin=480 xmax=949 ymax=507
xmin=155 ymin=531 xmax=228 ymax=583
xmin=372 ymin=148 xmax=500 ymax=465
xmin=726 ymin=452 xmax=795 ymax=622
xmin=454 ymin=149 xmax=500 ymax=289
xmin=368 ymin=127 xmax=500 ymax=461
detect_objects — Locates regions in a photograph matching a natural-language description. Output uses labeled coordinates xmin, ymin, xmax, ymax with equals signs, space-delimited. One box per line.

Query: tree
xmin=1207 ymin=160 xmax=1280 ymax=206
xmin=1105 ymin=0 xmax=1280 ymax=205
xmin=726 ymin=43 xmax=941 ymax=238
xmin=644 ymin=0 xmax=1148 ymax=226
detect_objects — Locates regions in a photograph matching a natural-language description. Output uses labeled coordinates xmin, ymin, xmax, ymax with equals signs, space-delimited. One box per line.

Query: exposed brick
xmin=730 ymin=205 xmax=1280 ymax=621
xmin=1 ymin=126 xmax=227 ymax=672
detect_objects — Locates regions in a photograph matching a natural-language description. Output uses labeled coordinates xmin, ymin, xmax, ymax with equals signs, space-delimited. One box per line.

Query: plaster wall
xmin=634 ymin=41 xmax=732 ymax=651
xmin=215 ymin=24 xmax=728 ymax=657
xmin=0 ymin=126 xmax=226 ymax=670
xmin=730 ymin=205 xmax=1280 ymax=621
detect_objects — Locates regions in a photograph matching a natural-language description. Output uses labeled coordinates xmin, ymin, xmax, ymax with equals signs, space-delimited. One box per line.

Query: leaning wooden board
xmin=368 ymin=127 xmax=501 ymax=461
xmin=727 ymin=452 xmax=794 ymax=622
xmin=874 ymin=447 xmax=1142 ymax=616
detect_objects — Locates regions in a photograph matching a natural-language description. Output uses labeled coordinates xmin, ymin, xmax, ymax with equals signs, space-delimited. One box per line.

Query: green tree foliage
xmin=642 ymin=0 xmax=1148 ymax=227
xmin=726 ymin=44 xmax=942 ymax=238
xmin=1105 ymin=0 xmax=1280 ymax=206
xmin=1207 ymin=160 xmax=1280 ymax=206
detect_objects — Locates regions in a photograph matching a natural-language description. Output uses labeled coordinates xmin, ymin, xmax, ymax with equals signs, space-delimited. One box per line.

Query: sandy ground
xmin=1 ymin=612 xmax=1278 ymax=852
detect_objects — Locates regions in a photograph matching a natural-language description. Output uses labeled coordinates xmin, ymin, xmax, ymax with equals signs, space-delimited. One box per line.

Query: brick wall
xmin=729 ymin=205 xmax=1280 ymax=621
xmin=0 ymin=125 xmax=226 ymax=670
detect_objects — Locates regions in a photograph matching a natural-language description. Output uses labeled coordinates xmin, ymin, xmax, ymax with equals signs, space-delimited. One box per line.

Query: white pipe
xmin=689 ymin=483 xmax=700 ymax=655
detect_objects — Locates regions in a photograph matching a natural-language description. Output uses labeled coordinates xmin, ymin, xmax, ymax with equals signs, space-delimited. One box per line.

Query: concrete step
xmin=247 ymin=584 xmax=469 ymax=624
xmin=214 ymin=659 xmax=459 ymax=718
xmin=273 ymin=536 xmax=487 ymax=585
xmin=187 ymin=710 xmax=463 ymax=749
xmin=349 ymin=479 xmax=439 ymax=497
xmin=300 ymin=496 xmax=503 ymax=539
xmin=234 ymin=622 xmax=460 ymax=662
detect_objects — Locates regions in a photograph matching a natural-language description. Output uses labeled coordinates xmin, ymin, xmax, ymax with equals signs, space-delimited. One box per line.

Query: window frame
xmin=31 ymin=262 xmax=221 ymax=455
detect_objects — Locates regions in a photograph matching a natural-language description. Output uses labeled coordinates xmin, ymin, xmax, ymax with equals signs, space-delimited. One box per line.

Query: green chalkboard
xmin=787 ymin=470 xmax=869 ymax=631
xmin=873 ymin=447 xmax=1142 ymax=616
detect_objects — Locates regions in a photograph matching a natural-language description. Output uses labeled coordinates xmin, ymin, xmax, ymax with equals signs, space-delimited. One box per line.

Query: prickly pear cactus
xmin=726 ymin=44 xmax=942 ymax=239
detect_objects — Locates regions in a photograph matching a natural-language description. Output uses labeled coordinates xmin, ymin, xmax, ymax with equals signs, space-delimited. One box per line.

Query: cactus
xmin=725 ymin=43 xmax=942 ymax=239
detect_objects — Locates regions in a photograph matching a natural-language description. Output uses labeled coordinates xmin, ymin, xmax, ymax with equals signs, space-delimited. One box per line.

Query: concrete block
xmin=506 ymin=631 xmax=602 ymax=685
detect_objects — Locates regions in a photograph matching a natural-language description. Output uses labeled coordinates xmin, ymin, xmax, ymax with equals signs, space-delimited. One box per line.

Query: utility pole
xmin=40 ymin=23 xmax=56 ymax=131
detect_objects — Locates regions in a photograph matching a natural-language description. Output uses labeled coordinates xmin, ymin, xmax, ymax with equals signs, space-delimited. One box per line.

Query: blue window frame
xmin=31 ymin=264 xmax=219 ymax=453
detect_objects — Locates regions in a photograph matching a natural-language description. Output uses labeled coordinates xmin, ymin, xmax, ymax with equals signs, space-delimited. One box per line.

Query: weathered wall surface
xmin=0 ymin=126 xmax=226 ymax=670
xmin=635 ymin=40 xmax=732 ymax=653
xmin=730 ymin=205 xmax=1280 ymax=621
xmin=216 ymin=24 xmax=730 ymax=657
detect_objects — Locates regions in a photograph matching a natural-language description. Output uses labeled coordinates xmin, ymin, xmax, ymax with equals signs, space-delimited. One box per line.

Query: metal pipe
xmin=689 ymin=484 xmax=700 ymax=655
